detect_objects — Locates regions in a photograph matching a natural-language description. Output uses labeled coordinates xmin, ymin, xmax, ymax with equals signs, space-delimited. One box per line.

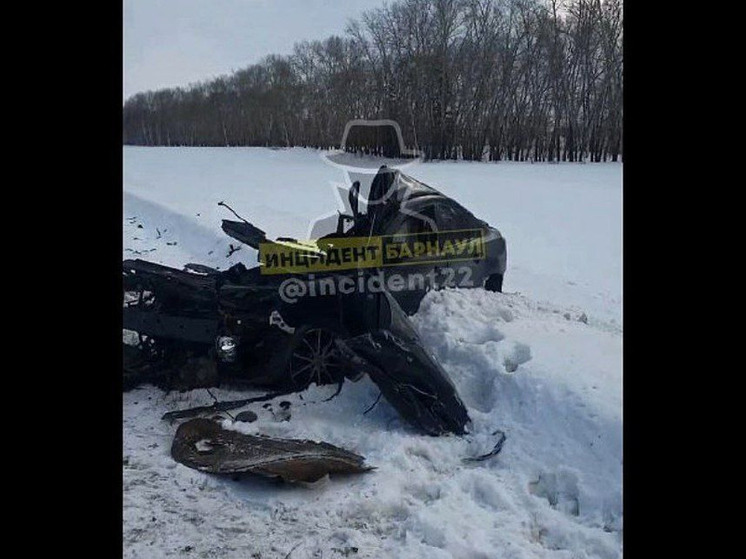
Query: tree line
xmin=124 ymin=0 xmax=622 ymax=162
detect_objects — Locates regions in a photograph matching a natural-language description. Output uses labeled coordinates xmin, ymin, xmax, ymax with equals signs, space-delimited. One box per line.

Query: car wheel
xmin=288 ymin=326 xmax=348 ymax=389
xmin=484 ymin=273 xmax=503 ymax=293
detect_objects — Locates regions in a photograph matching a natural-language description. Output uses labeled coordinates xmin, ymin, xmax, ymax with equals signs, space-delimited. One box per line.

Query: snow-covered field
xmin=123 ymin=147 xmax=622 ymax=558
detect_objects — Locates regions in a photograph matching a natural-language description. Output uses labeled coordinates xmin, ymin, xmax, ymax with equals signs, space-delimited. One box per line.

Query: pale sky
xmin=124 ymin=0 xmax=387 ymax=100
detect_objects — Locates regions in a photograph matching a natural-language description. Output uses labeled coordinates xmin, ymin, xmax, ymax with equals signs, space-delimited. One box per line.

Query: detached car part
xmin=171 ymin=418 xmax=372 ymax=482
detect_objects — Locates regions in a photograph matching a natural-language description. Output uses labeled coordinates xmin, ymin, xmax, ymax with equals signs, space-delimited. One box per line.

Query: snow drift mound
xmin=412 ymin=288 xmax=622 ymax=547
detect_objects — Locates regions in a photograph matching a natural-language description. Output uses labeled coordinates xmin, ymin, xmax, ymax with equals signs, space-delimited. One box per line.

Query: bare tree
xmin=123 ymin=0 xmax=623 ymax=162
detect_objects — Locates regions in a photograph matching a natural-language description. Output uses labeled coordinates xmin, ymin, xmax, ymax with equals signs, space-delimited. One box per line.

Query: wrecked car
xmin=223 ymin=165 xmax=507 ymax=314
xmin=124 ymin=260 xmax=470 ymax=435
xmin=348 ymin=165 xmax=506 ymax=307
xmin=123 ymin=166 xmax=507 ymax=436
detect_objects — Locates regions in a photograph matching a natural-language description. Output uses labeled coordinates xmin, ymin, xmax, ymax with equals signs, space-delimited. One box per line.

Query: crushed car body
xmin=123 ymin=166 xmax=508 ymax=437
xmin=220 ymin=165 xmax=506 ymax=313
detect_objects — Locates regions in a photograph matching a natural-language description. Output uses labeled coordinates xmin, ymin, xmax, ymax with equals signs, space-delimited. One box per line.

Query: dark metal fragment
xmin=235 ymin=410 xmax=258 ymax=423
xmin=171 ymin=418 xmax=373 ymax=482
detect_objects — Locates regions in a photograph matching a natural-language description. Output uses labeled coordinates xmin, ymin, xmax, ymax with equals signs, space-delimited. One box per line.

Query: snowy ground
xmin=123 ymin=147 xmax=622 ymax=559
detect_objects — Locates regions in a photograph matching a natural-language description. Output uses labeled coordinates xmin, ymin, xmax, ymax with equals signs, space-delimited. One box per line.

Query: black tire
xmin=484 ymin=273 xmax=503 ymax=293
